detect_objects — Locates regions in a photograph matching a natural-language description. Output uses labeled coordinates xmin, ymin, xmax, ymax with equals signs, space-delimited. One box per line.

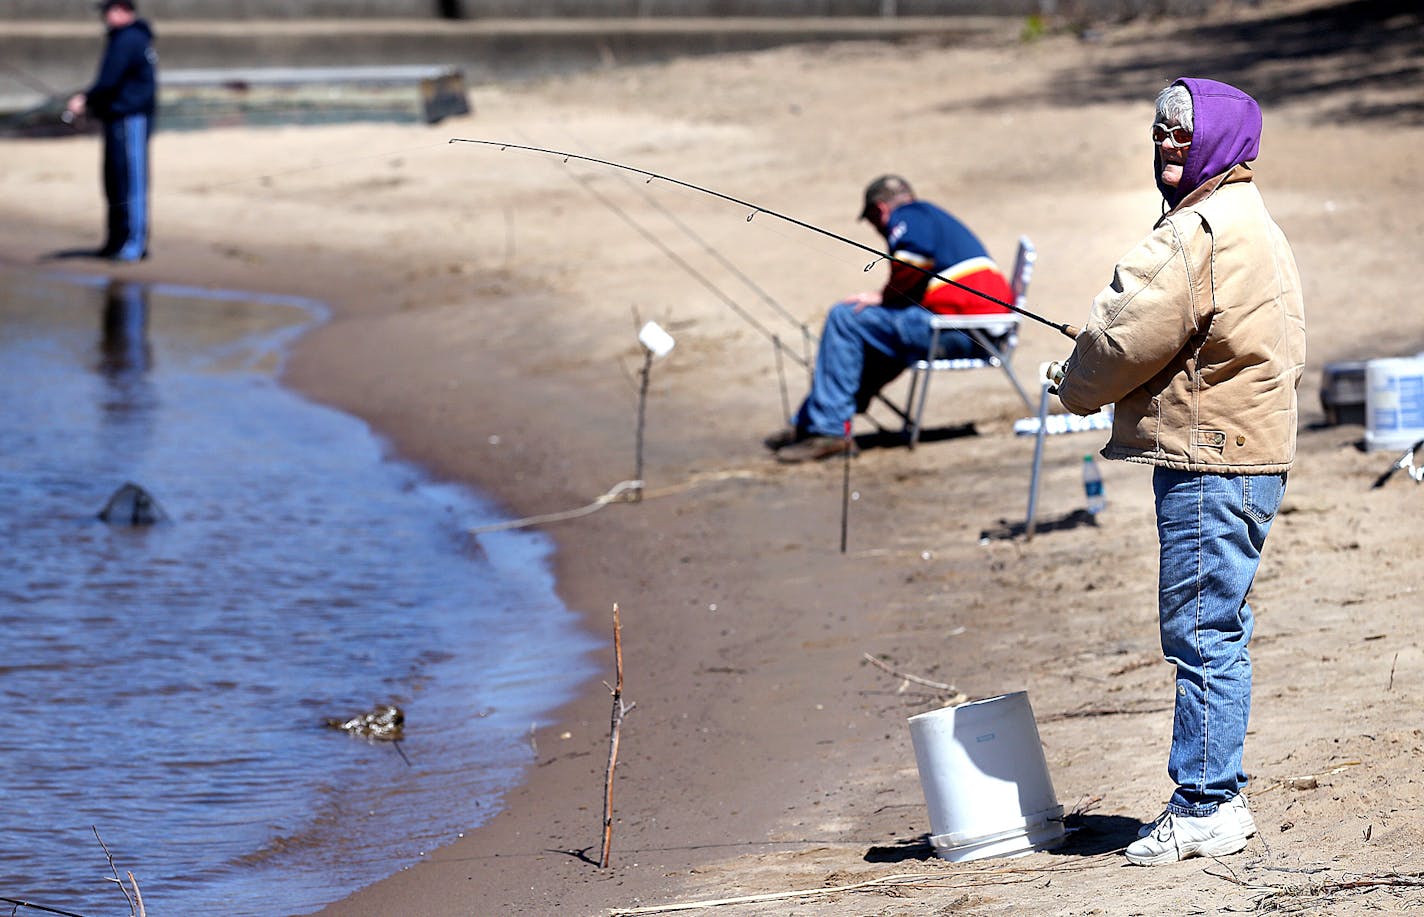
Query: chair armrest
xmin=928 ymin=314 xmax=1020 ymax=335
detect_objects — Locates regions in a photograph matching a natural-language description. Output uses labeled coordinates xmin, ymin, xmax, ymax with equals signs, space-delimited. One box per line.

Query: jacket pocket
xmin=1196 ymin=430 xmax=1228 ymax=453
xmin=1243 ymin=473 xmax=1286 ymax=524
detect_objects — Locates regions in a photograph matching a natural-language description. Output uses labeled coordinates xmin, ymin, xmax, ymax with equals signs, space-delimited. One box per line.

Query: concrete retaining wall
xmin=0 ymin=2 xmax=1212 ymax=111
xmin=2 ymin=0 xmax=1211 ymax=20
xmin=2 ymin=18 xmax=1012 ymax=106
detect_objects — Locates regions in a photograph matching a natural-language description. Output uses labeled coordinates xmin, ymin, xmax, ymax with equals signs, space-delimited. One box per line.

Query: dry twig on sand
xmin=1208 ymin=863 xmax=1424 ymax=913
xmin=609 ymin=854 xmax=1122 ymax=914
xmin=1039 ymin=701 xmax=1173 ymax=722
xmin=1253 ymin=760 xmax=1361 ymax=795
xmin=861 ymin=652 xmax=967 ymax=703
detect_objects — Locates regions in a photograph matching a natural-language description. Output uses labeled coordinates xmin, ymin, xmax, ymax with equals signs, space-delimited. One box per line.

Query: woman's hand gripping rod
xmin=449 ymin=138 xmax=1082 ymax=341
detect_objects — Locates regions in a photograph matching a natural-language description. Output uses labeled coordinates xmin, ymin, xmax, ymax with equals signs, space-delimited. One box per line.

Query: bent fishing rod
xmin=449 ymin=138 xmax=1081 ymax=340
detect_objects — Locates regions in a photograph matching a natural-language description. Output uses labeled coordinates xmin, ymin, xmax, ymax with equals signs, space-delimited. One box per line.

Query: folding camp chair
xmin=899 ymin=236 xmax=1038 ymax=448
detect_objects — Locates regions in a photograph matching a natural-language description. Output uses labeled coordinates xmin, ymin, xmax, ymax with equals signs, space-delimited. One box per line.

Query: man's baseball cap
xmin=96 ymin=0 xmax=136 ymax=11
xmin=859 ymin=174 xmax=913 ymax=221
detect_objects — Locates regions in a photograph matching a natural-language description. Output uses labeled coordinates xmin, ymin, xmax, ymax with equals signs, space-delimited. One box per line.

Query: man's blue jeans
xmin=103 ymin=113 xmax=151 ymax=262
xmin=1154 ymin=468 xmax=1286 ymax=816
xmin=792 ymin=301 xmax=980 ymax=438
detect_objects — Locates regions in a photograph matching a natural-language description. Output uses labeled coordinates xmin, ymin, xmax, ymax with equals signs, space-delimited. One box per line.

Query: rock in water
xmin=325 ymin=704 xmax=405 ymax=741
xmin=98 ymin=482 xmax=169 ymax=526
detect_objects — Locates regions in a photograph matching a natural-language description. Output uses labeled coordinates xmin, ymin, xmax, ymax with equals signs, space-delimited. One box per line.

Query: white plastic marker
xmin=638 ymin=321 xmax=675 ymax=359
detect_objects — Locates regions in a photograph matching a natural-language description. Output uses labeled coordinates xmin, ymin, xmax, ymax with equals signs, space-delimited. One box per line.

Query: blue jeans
xmin=103 ymin=113 xmax=151 ymax=262
xmin=792 ymin=301 xmax=981 ymax=438
xmin=1154 ymin=468 xmax=1286 ymax=816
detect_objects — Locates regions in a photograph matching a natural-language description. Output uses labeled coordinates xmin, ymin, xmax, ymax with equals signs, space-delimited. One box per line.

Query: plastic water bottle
xmin=1082 ymin=454 xmax=1106 ymax=514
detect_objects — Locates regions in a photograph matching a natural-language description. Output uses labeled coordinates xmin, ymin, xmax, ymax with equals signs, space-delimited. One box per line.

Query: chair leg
xmin=998 ymin=359 xmax=1036 ymax=411
xmin=971 ymin=330 xmax=1036 ymax=411
xmin=909 ymin=366 xmax=934 ymax=449
xmin=901 ymin=366 xmax=922 ymax=441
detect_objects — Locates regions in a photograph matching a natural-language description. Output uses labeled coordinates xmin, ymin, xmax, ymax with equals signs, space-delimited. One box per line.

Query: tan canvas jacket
xmin=1056 ymin=165 xmax=1306 ymax=474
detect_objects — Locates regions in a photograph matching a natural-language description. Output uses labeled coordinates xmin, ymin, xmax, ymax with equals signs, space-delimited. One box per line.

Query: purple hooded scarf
xmin=1156 ymin=77 xmax=1262 ymax=209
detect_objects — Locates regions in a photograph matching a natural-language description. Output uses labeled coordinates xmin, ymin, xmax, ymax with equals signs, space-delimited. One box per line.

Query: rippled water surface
xmin=0 ymin=269 xmax=597 ymax=916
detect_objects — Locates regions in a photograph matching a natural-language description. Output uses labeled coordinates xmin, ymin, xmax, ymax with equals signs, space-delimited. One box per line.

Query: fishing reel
xmin=1371 ymin=438 xmax=1424 ymax=489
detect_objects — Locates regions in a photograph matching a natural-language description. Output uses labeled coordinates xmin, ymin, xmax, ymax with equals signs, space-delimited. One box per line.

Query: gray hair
xmin=1155 ymin=84 xmax=1194 ymax=132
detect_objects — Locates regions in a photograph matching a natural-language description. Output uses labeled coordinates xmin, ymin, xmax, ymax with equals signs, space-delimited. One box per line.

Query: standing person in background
xmin=1054 ymin=78 xmax=1306 ymax=865
xmin=67 ymin=0 xmax=157 ymax=263
xmin=766 ymin=174 xmax=1015 ymax=463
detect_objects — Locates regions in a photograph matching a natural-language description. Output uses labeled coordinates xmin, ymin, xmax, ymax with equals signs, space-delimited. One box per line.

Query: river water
xmin=0 ymin=267 xmax=599 ymax=916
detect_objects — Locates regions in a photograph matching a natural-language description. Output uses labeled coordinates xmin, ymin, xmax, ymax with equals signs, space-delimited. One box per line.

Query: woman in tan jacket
xmin=1055 ymin=78 xmax=1306 ymax=866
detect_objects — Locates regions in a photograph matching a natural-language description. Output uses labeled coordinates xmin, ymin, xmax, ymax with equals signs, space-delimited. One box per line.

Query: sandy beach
xmin=4 ymin=2 xmax=1424 ymax=913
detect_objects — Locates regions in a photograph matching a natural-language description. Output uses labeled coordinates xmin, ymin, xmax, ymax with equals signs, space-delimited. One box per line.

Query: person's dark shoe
xmin=763 ymin=426 xmax=805 ymax=451
xmin=775 ymin=435 xmax=853 ymax=464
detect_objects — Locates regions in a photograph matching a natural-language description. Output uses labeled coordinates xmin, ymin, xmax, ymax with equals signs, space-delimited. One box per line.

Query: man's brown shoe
xmin=763 ymin=426 xmax=804 ymax=451
xmin=775 ymin=435 xmax=853 ymax=464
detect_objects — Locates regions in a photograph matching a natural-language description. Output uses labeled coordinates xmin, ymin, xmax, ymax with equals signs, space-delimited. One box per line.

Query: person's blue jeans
xmin=791 ymin=301 xmax=981 ymax=438
xmin=103 ymin=113 xmax=151 ymax=262
xmin=1153 ymin=468 xmax=1286 ymax=816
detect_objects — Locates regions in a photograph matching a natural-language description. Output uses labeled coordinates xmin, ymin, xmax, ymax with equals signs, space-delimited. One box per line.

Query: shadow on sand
xmin=979 ymin=507 xmax=1099 ymax=542
xmin=863 ymin=813 xmax=1140 ymax=864
xmin=853 ymin=421 xmax=978 ymax=455
xmin=943 ymin=0 xmax=1424 ymax=127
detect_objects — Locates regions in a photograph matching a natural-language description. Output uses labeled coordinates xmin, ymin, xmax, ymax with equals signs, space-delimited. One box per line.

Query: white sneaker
xmin=1229 ymin=793 xmax=1257 ymax=838
xmin=1137 ymin=794 xmax=1256 ymax=839
xmin=1125 ymin=807 xmax=1247 ymax=865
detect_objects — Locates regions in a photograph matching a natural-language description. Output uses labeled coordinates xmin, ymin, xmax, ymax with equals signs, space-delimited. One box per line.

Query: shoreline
xmin=6 ymin=6 xmax=1424 ymax=912
xmin=0 ymin=263 xmax=596 ymax=915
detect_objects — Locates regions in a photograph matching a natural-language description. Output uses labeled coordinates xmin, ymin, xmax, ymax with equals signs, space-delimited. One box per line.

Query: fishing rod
xmin=518 ymin=136 xmax=932 ymax=428
xmin=448 ymin=138 xmax=1082 ymax=340
xmin=0 ymin=895 xmax=90 ymax=917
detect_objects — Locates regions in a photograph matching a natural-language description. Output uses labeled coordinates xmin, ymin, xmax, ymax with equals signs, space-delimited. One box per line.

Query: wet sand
xmin=4 ymin=2 xmax=1424 ymax=914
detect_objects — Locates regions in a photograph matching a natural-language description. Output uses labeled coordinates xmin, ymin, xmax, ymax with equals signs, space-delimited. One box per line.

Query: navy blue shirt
xmin=881 ymin=200 xmax=1012 ymax=315
xmin=86 ymin=19 xmax=157 ymax=121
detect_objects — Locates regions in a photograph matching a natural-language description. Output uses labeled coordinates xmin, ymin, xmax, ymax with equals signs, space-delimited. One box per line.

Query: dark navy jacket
xmin=86 ymin=19 xmax=157 ymax=121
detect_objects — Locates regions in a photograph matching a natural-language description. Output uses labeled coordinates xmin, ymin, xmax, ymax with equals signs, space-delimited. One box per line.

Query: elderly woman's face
xmin=1153 ymin=118 xmax=1192 ymax=187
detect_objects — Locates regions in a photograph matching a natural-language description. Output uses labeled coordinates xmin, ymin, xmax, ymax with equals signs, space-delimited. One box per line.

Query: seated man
xmin=767 ymin=175 xmax=1015 ymax=463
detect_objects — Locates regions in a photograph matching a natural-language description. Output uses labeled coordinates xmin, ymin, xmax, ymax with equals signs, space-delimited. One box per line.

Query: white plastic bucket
xmin=1365 ymin=357 xmax=1424 ymax=452
xmin=908 ymin=691 xmax=1065 ymax=862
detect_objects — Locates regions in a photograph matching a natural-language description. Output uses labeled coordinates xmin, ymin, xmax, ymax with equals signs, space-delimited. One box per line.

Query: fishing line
xmin=449 ymin=138 xmax=1080 ymax=339
xmin=583 ymin=144 xmax=817 ymax=350
xmin=525 ymin=148 xmax=920 ymax=426
xmin=579 ymin=142 xmax=821 ymax=373
xmin=526 ymin=126 xmax=815 ymax=373
xmin=772 ymin=333 xmax=791 ymax=421
xmin=0 ymin=61 xmax=66 ymax=97
xmin=549 ymin=164 xmax=815 ymax=427
xmin=564 ymin=169 xmax=806 ymax=367
xmin=0 ymin=63 xmax=81 ymax=128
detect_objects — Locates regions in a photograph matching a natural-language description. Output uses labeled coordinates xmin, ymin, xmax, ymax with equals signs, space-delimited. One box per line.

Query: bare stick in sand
xmin=634 ymin=349 xmax=652 ymax=503
xmin=601 ymin=602 xmax=636 ymax=868
xmin=862 ymin=652 xmax=965 ymax=701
